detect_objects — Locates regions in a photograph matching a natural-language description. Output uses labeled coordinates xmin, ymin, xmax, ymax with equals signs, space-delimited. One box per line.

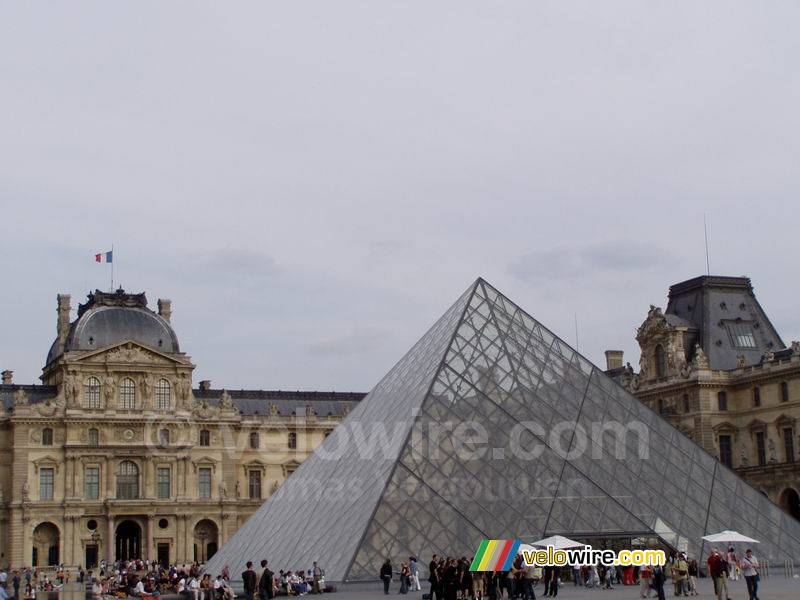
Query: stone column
xmin=20 ymin=515 xmax=31 ymax=570
xmin=65 ymin=457 xmax=74 ymax=498
xmin=146 ymin=514 xmax=155 ymax=562
xmin=146 ymin=457 xmax=155 ymax=499
xmin=106 ymin=458 xmax=115 ymax=498
xmin=107 ymin=514 xmax=115 ymax=563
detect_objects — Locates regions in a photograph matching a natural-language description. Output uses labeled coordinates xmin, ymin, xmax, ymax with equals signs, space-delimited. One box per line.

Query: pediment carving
xmin=76 ymin=341 xmax=187 ymax=366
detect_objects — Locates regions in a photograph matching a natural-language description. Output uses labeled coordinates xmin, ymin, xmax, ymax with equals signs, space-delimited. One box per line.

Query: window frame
xmin=116 ymin=460 xmax=140 ymax=500
xmin=156 ymin=467 xmax=171 ymax=499
xmin=198 ymin=467 xmax=212 ymax=500
xmin=42 ymin=428 xmax=54 ymax=446
xmin=718 ymin=434 xmax=732 ymax=468
xmin=288 ymin=432 xmax=297 ymax=450
xmin=718 ymin=391 xmax=728 ymax=412
xmin=753 ymin=386 xmax=761 ymax=407
xmin=88 ymin=428 xmax=99 ymax=446
xmin=249 ymin=432 xmax=260 ymax=450
xmin=199 ymin=429 xmax=210 ymax=447
xmin=85 ymin=376 xmax=101 ymax=409
xmin=248 ymin=470 xmax=262 ymax=500
xmin=781 ymin=381 xmax=790 ymax=403
xmin=119 ymin=378 xmax=136 ymax=410
xmin=156 ymin=379 xmax=171 ymax=410
xmin=40 ymin=467 xmax=55 ymax=501
xmin=85 ymin=466 xmax=100 ymax=500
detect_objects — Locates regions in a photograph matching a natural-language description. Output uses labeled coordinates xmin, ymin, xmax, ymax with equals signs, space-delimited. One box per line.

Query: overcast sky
xmin=2 ymin=2 xmax=799 ymax=392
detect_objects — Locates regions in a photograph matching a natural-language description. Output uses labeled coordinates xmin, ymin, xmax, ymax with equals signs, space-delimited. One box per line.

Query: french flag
xmin=95 ymin=251 xmax=113 ymax=263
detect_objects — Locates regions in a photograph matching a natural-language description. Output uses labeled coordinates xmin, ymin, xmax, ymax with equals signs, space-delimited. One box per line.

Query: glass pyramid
xmin=205 ymin=279 xmax=800 ymax=582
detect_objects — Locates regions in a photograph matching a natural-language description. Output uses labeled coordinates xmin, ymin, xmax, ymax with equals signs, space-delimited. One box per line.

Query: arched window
xmin=199 ymin=429 xmax=210 ymax=447
xmin=249 ymin=432 xmax=259 ymax=449
xmin=116 ymin=461 xmax=139 ymax=499
xmin=718 ymin=391 xmax=728 ymax=412
xmin=781 ymin=381 xmax=790 ymax=403
xmin=88 ymin=428 xmax=99 ymax=446
xmin=156 ymin=379 xmax=171 ymax=410
xmin=753 ymin=386 xmax=761 ymax=407
xmin=119 ymin=378 xmax=136 ymax=410
xmin=288 ymin=432 xmax=297 ymax=450
xmin=42 ymin=428 xmax=54 ymax=446
xmin=655 ymin=344 xmax=667 ymax=378
xmin=84 ymin=377 xmax=101 ymax=409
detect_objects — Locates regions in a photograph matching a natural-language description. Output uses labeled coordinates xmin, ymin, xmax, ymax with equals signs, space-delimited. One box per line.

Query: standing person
xmin=706 ymin=550 xmax=729 ymax=600
xmin=11 ymin=572 xmax=19 ymax=600
xmin=381 ymin=559 xmax=393 ymax=595
xmin=399 ymin=563 xmax=410 ymax=595
xmin=651 ymin=566 xmax=666 ymax=600
xmin=674 ymin=553 xmax=689 ymax=597
xmin=428 ymin=556 xmax=440 ymax=600
xmin=241 ymin=562 xmax=257 ymax=600
xmin=409 ymin=557 xmax=420 ymax=592
xmin=740 ymin=549 xmax=760 ymax=600
xmin=473 ymin=565 xmax=486 ymax=600
xmin=547 ymin=567 xmax=558 ymax=598
xmin=726 ymin=548 xmax=738 ymax=582
xmin=312 ymin=562 xmax=323 ymax=595
xmin=638 ymin=565 xmax=651 ymax=599
xmin=687 ymin=559 xmax=698 ymax=596
xmin=521 ymin=563 xmax=535 ymax=600
xmin=258 ymin=560 xmax=274 ymax=600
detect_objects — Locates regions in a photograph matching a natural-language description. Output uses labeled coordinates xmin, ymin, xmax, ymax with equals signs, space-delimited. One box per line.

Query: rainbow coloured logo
xmin=469 ymin=540 xmax=522 ymax=571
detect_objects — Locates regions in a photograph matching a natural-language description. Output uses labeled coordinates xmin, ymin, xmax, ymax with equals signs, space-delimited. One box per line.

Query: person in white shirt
xmin=740 ymin=549 xmax=760 ymax=600
xmin=189 ymin=577 xmax=201 ymax=600
xmin=133 ymin=580 xmax=146 ymax=597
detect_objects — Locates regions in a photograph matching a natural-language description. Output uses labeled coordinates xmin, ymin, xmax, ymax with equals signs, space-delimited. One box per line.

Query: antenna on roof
xmin=703 ymin=214 xmax=711 ymax=276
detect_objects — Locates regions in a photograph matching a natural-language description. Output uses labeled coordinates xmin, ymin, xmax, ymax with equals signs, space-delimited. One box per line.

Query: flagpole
xmin=111 ymin=244 xmax=114 ymax=291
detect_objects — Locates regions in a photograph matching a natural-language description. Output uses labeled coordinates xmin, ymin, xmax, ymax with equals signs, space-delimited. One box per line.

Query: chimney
xmin=605 ymin=350 xmax=624 ymax=371
xmin=55 ymin=294 xmax=72 ymax=355
xmin=1 ymin=370 xmax=12 ymax=385
xmin=158 ymin=298 xmax=172 ymax=323
xmin=199 ymin=380 xmax=211 ymax=391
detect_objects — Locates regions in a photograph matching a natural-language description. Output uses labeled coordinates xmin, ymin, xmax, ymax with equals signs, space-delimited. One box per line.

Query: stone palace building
xmin=607 ymin=275 xmax=800 ymax=522
xmin=0 ymin=289 xmax=364 ymax=570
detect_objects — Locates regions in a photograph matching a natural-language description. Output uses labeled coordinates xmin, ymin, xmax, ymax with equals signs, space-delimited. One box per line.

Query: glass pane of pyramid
xmin=206 ymin=278 xmax=800 ymax=583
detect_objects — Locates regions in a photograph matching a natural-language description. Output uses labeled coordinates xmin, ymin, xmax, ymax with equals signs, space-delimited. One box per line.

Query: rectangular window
xmin=719 ymin=435 xmax=732 ymax=468
xmin=198 ymin=468 xmax=212 ymax=499
xmin=85 ymin=467 xmax=100 ymax=500
xmin=726 ymin=322 xmax=757 ymax=349
xmin=40 ymin=467 xmax=54 ymax=501
xmin=249 ymin=470 xmax=262 ymax=500
xmin=753 ymin=387 xmax=761 ymax=407
xmin=157 ymin=467 xmax=171 ymax=499
xmin=784 ymin=428 xmax=795 ymax=464
xmin=756 ymin=431 xmax=766 ymax=466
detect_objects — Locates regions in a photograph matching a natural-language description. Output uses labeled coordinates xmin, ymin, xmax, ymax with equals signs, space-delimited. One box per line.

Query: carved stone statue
xmin=740 ymin=445 xmax=749 ymax=467
xmin=64 ymin=372 xmax=81 ymax=407
xmin=268 ymin=403 xmax=279 ymax=417
xmin=13 ymin=388 xmax=28 ymax=407
xmin=762 ymin=350 xmax=775 ymax=363
xmin=177 ymin=374 xmax=192 ymax=406
xmin=792 ymin=341 xmax=800 ymax=356
xmin=104 ymin=376 xmax=115 ymax=404
xmin=305 ymin=405 xmax=316 ymax=417
xmin=142 ymin=375 xmax=155 ymax=403
xmin=768 ymin=438 xmax=778 ymax=463
xmin=692 ymin=344 xmax=709 ymax=369
xmin=271 ymin=480 xmax=279 ymax=494
xmin=737 ymin=354 xmax=748 ymax=368
xmin=219 ymin=478 xmax=228 ymax=499
xmin=220 ymin=389 xmax=233 ymax=410
xmin=235 ymin=480 xmax=241 ymax=499
xmin=21 ymin=479 xmax=30 ymax=503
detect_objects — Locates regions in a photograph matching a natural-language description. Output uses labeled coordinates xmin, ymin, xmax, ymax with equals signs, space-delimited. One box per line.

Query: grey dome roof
xmin=46 ymin=289 xmax=179 ymax=364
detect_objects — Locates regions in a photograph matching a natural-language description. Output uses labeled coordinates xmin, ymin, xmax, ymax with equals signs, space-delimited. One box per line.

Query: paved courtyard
xmin=334 ymin=577 xmax=798 ymax=600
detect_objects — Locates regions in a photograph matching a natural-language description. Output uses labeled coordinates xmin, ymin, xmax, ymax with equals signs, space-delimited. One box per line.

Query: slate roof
xmin=0 ymin=385 xmax=57 ymax=411
xmin=666 ymin=275 xmax=785 ymax=370
xmin=192 ymin=388 xmax=365 ymax=417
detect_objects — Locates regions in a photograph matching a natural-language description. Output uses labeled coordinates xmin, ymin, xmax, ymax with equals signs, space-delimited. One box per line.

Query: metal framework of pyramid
xmin=205 ymin=279 xmax=800 ymax=582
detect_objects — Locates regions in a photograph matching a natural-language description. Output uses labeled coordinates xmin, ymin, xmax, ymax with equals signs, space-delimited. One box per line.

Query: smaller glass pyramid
xmin=206 ymin=279 xmax=800 ymax=582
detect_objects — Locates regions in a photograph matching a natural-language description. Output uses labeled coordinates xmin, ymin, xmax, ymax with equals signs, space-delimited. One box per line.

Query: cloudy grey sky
xmin=2 ymin=2 xmax=799 ymax=392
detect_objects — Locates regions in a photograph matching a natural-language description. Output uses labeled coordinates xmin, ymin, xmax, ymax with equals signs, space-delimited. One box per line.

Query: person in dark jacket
xmin=381 ymin=559 xmax=393 ymax=595
xmin=241 ymin=562 xmax=257 ymax=600
xmin=259 ymin=560 xmax=274 ymax=600
xmin=428 ymin=556 xmax=440 ymax=600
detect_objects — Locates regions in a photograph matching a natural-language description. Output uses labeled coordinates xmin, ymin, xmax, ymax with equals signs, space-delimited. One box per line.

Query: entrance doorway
xmin=116 ymin=520 xmax=142 ymax=561
xmin=85 ymin=545 xmax=99 ymax=569
xmin=157 ymin=543 xmax=170 ymax=567
xmin=192 ymin=519 xmax=219 ymax=563
xmin=32 ymin=522 xmax=60 ymax=566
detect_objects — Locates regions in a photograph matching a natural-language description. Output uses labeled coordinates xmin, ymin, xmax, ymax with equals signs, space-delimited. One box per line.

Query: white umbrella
xmin=701 ymin=530 xmax=760 ymax=544
xmin=532 ymin=535 xmax=585 ymax=549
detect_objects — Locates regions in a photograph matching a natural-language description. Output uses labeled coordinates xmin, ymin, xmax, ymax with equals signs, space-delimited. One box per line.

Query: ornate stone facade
xmin=609 ymin=275 xmax=800 ymax=522
xmin=0 ymin=290 xmax=364 ymax=569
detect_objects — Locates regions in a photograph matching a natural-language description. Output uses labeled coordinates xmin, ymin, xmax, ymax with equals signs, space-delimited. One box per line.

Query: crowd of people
xmin=377 ymin=548 xmax=762 ymax=600
xmin=241 ymin=559 xmax=326 ymax=599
